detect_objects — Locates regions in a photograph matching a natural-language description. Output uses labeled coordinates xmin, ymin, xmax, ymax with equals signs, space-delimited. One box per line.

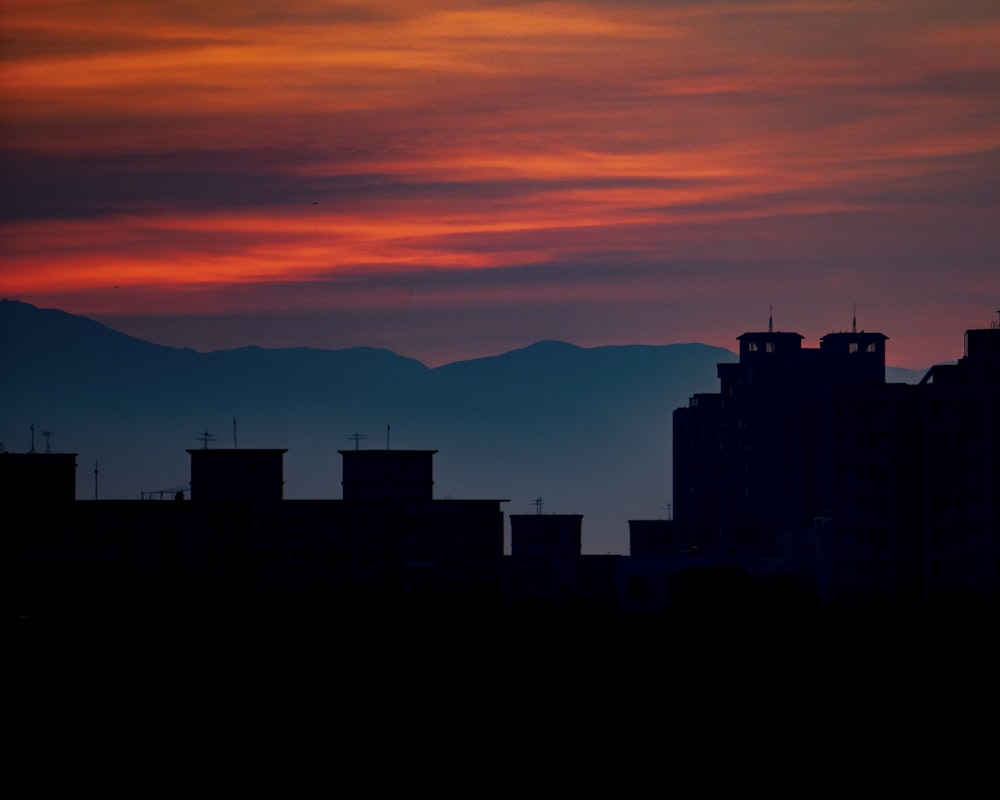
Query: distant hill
xmin=886 ymin=365 xmax=929 ymax=384
xmin=0 ymin=299 xmax=930 ymax=553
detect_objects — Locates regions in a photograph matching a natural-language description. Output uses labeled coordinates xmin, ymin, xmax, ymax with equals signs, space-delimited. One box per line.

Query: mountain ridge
xmin=0 ymin=297 xmax=932 ymax=378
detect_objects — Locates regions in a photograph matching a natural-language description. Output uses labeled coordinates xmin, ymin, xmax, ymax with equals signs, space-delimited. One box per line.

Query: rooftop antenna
xmin=233 ymin=417 xmax=238 ymax=449
xmin=386 ymin=424 xmax=391 ymax=450
xmin=94 ymin=459 xmax=99 ymax=501
xmin=768 ymin=304 xmax=773 ymax=333
xmin=195 ymin=429 xmax=218 ymax=449
xmin=30 ymin=422 xmax=36 ymax=453
xmin=661 ymin=503 xmax=673 ymax=521
xmin=852 ymin=303 xmax=857 ymax=334
xmin=349 ymin=430 xmax=368 ymax=450
xmin=993 ymin=310 xmax=1000 ymax=330
xmin=534 ymin=496 xmax=543 ymax=515
xmin=42 ymin=430 xmax=53 ymax=453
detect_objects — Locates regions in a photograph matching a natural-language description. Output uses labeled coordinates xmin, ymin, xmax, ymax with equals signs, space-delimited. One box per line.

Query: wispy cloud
xmin=2 ymin=1 xmax=998 ymax=368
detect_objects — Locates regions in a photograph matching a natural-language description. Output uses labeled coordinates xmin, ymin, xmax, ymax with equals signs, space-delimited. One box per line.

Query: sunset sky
xmin=2 ymin=0 xmax=998 ymax=368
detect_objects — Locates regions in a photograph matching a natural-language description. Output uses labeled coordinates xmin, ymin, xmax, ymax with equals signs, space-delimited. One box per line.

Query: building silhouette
xmin=670 ymin=312 xmax=999 ymax=607
xmin=917 ymin=323 xmax=1000 ymax=600
xmin=14 ymin=446 xmax=507 ymax=619
xmin=507 ymin=513 xmax=583 ymax=608
xmin=1 ymin=451 xmax=77 ymax=505
xmin=188 ymin=447 xmax=287 ymax=501
xmin=11 ymin=314 xmax=1000 ymax=618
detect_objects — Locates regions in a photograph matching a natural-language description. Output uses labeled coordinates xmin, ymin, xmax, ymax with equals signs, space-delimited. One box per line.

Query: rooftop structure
xmin=339 ymin=449 xmax=436 ymax=501
xmin=187 ymin=448 xmax=287 ymax=501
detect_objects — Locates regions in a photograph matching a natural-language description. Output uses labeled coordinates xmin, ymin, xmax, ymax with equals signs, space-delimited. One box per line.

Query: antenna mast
xmin=94 ymin=459 xmax=99 ymax=501
xmin=768 ymin=304 xmax=773 ymax=333
xmin=349 ymin=430 xmax=368 ymax=450
xmin=42 ymin=430 xmax=52 ymax=453
xmin=30 ymin=422 xmax=35 ymax=453
xmin=195 ymin=429 xmax=219 ymax=449
xmin=233 ymin=417 xmax=238 ymax=449
xmin=852 ymin=303 xmax=857 ymax=334
xmin=386 ymin=424 xmax=391 ymax=450
xmin=534 ymin=496 xmax=543 ymax=515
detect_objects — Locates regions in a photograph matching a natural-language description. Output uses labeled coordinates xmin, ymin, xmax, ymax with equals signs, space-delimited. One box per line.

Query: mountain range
xmin=0 ymin=298 xmax=930 ymax=554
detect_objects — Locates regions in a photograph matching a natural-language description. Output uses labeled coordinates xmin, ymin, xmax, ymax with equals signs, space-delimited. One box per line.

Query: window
xmin=766 ymin=342 xmax=775 ymax=353
xmin=747 ymin=342 xmax=758 ymax=352
xmin=866 ymin=343 xmax=876 ymax=353
xmin=849 ymin=342 xmax=859 ymax=354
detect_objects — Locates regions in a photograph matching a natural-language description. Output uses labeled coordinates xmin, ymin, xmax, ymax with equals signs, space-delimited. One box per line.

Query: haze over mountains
xmin=1 ymin=299 xmax=929 ymax=554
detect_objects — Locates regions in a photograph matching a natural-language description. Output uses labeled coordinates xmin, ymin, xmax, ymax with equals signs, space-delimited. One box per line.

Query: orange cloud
xmin=1 ymin=1 xmax=998 ymax=368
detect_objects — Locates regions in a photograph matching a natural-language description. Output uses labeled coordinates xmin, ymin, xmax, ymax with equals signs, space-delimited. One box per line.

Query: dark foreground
xmin=15 ymin=601 xmax=998 ymax=739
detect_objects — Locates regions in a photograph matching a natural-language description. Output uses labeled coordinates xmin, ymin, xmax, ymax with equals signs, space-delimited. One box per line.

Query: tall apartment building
xmin=673 ymin=313 xmax=1000 ymax=605
xmin=917 ymin=322 xmax=1000 ymax=600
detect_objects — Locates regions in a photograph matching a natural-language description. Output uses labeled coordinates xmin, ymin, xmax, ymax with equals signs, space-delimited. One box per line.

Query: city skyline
xmin=1 ymin=298 xmax=985 ymax=558
xmin=3 ymin=1 xmax=999 ymax=369
xmin=10 ymin=304 xmax=999 ymax=614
